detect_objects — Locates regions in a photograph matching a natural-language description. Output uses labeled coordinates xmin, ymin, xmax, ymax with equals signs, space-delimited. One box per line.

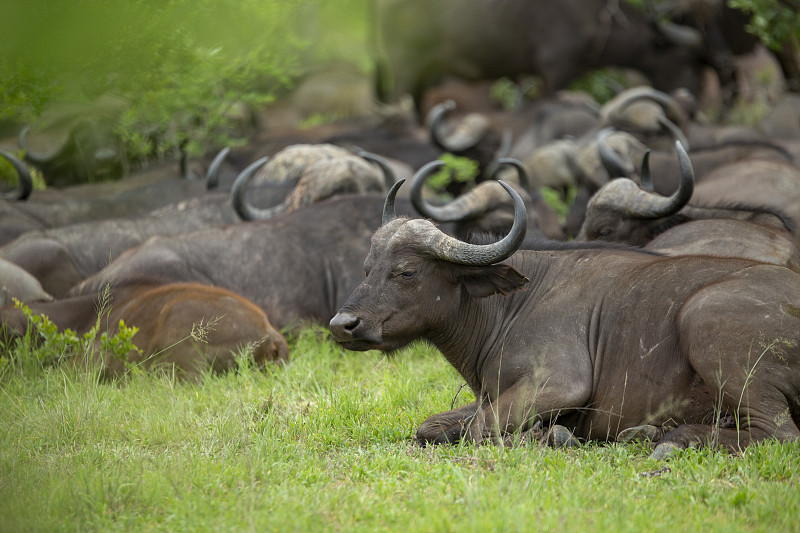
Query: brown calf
xmin=86 ymin=282 xmax=289 ymax=379
xmin=2 ymin=281 xmax=289 ymax=379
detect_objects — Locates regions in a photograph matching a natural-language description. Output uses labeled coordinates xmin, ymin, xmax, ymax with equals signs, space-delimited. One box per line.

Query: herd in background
xmin=1 ymin=0 xmax=800 ymax=455
xmin=2 ymin=80 xmax=799 ymax=377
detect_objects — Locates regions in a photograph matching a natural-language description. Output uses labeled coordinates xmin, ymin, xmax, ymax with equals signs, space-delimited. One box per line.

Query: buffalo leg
xmin=463 ymin=378 xmax=587 ymax=444
xmin=649 ymin=424 xmax=792 ymax=460
xmin=676 ymin=273 xmax=800 ymax=455
xmin=416 ymin=401 xmax=479 ymax=445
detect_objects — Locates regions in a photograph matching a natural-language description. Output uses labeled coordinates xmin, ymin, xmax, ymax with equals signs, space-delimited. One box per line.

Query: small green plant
xmin=0 ymin=298 xmax=142 ymax=378
xmin=97 ymin=320 xmax=142 ymax=364
xmin=426 ymin=153 xmax=480 ymax=197
xmin=568 ymin=68 xmax=628 ymax=104
xmin=490 ymin=78 xmax=521 ymax=111
xmin=540 ymin=185 xmax=577 ymax=224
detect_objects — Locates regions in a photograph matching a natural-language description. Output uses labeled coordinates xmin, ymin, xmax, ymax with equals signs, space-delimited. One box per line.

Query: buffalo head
xmin=576 ymin=141 xmax=694 ymax=245
xmin=329 ymin=175 xmax=528 ymax=352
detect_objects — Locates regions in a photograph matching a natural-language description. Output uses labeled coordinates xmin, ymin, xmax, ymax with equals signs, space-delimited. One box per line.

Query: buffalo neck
xmin=423 ymin=254 xmax=553 ymax=399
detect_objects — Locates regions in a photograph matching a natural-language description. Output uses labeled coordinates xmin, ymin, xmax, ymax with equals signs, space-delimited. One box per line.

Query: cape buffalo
xmin=2 ymin=281 xmax=288 ymax=380
xmin=329 ymin=179 xmax=800 ymax=457
xmin=576 ymin=141 xmax=800 ymax=270
xmin=67 ymin=193 xmax=422 ymax=331
xmin=0 ymin=147 xmax=394 ymax=298
xmin=90 ymin=282 xmax=289 ymax=379
xmin=690 ymin=158 xmax=800 ymax=235
xmin=410 ymin=157 xmax=564 ymax=241
xmin=0 ymin=257 xmax=54 ymax=304
xmin=231 ymin=147 xmax=395 ymax=221
xmin=0 ymin=148 xmax=232 ymax=245
xmin=373 ymin=0 xmax=709 ymax=109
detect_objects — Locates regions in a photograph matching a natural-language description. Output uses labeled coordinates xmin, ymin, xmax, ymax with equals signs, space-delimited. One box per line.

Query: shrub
xmin=0 ymin=1 xmax=370 ymax=161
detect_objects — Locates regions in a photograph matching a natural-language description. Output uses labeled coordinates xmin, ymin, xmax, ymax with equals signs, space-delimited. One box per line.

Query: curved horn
xmin=428 ymin=100 xmax=485 ymax=153
xmin=656 ymin=20 xmax=703 ymax=49
xmin=0 ymin=151 xmax=34 ymax=201
xmin=382 ymin=178 xmax=405 ymax=225
xmin=626 ymin=140 xmax=693 ymax=218
xmin=601 ymin=87 xmax=689 ymax=149
xmin=491 ymin=157 xmax=530 ymax=191
xmin=639 ymin=150 xmax=653 ymax=191
xmin=597 ymin=128 xmax=635 ymax=178
xmin=230 ymin=156 xmax=271 ymax=221
xmin=412 ymin=158 xmax=529 ymax=223
xmin=18 ymin=126 xmax=65 ymax=164
xmin=427 ymin=99 xmax=456 ymax=150
xmin=357 ymin=150 xmax=396 ymax=190
xmin=656 ymin=114 xmax=690 ymax=152
xmin=205 ymin=146 xmax=231 ymax=190
xmin=410 ymin=160 xmax=457 ymax=221
xmin=417 ymin=180 xmax=527 ymax=266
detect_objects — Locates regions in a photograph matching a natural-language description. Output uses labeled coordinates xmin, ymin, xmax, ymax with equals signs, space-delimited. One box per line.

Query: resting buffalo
xmin=66 ymin=192 xmax=421 ymax=331
xmin=603 ymin=125 xmax=796 ymax=198
xmin=330 ymin=179 xmax=800 ymax=457
xmin=426 ymin=100 xmax=512 ymax=187
xmin=0 ymin=149 xmax=233 ymax=245
xmin=1 ymin=146 xmax=395 ymax=298
xmin=0 ymin=257 xmax=54 ymax=304
xmin=231 ymin=146 xmax=395 ymax=221
xmin=1 ymin=281 xmax=288 ymax=380
xmin=690 ymin=158 xmax=800 ymax=235
xmin=374 ymin=0 xmax=710 ymax=109
xmin=0 ymin=195 xmax=241 ymax=299
xmin=410 ymin=157 xmax=564 ymax=241
xmin=576 ymin=141 xmax=800 ymax=270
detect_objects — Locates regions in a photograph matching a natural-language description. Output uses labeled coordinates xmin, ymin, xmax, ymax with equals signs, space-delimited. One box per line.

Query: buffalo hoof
xmin=649 ymin=441 xmax=684 ymax=460
xmin=617 ymin=425 xmax=664 ymax=443
xmin=505 ymin=421 xmax=543 ymax=446
xmin=544 ymin=425 xmax=580 ymax=448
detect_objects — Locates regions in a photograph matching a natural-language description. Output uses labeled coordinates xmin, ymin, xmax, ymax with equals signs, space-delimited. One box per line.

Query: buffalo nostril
xmin=330 ymin=312 xmax=361 ymax=337
xmin=344 ymin=317 xmax=360 ymax=332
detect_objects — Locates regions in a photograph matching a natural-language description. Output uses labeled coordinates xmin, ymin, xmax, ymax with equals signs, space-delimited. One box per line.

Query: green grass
xmin=1 ymin=326 xmax=798 ymax=532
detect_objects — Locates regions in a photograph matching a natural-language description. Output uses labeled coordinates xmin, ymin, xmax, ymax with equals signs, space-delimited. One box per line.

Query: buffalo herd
xmin=2 ymin=1 xmax=800 ymax=457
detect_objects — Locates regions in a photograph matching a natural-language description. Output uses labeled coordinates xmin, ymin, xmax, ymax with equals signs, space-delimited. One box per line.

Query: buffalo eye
xmin=399 ymin=270 xmax=417 ymax=280
xmin=597 ymin=227 xmax=612 ymax=238
xmin=392 ymin=260 xmax=418 ymax=280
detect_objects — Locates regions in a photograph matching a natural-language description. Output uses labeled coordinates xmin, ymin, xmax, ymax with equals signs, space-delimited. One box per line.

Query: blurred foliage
xmin=0 ymin=0 xmax=371 ymax=161
xmin=728 ymin=0 xmax=800 ymax=51
xmin=569 ymin=69 xmax=631 ymax=104
xmin=490 ymin=78 xmax=522 ymax=111
xmin=541 ymin=186 xmax=577 ymax=226
xmin=0 ymin=156 xmax=14 ymax=188
xmin=625 ymin=0 xmax=800 ymax=53
xmin=427 ymin=154 xmax=480 ymax=196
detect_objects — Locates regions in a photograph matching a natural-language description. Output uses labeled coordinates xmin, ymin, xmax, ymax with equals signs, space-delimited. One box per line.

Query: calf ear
xmin=456 ymin=264 xmax=529 ymax=298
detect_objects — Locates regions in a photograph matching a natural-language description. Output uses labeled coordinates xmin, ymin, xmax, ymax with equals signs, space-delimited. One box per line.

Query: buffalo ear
xmin=456 ymin=264 xmax=529 ymax=298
